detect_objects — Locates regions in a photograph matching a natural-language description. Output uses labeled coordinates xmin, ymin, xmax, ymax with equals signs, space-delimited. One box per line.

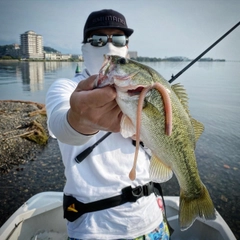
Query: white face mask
xmin=82 ymin=43 xmax=128 ymax=75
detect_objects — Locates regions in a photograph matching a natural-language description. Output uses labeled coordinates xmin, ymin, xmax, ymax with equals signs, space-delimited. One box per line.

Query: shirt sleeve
xmin=45 ymin=76 xmax=94 ymax=145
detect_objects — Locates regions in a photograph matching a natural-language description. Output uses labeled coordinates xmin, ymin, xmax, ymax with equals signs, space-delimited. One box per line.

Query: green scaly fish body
xmin=97 ymin=55 xmax=216 ymax=230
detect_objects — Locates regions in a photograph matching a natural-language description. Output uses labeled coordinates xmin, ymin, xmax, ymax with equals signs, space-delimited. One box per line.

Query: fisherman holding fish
xmin=46 ymin=9 xmax=170 ymax=240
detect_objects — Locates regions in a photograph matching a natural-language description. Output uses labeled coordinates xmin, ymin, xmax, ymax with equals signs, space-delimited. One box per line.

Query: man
xmin=46 ymin=9 xmax=169 ymax=240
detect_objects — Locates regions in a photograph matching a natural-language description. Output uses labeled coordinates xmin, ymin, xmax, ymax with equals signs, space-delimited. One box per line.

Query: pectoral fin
xmin=149 ymin=155 xmax=173 ymax=182
xmin=120 ymin=114 xmax=136 ymax=138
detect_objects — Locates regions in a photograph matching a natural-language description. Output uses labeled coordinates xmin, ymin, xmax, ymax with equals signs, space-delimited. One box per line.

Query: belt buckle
xmin=122 ymin=185 xmax=143 ymax=202
xmin=143 ymin=182 xmax=153 ymax=196
xmin=132 ymin=185 xmax=143 ymax=199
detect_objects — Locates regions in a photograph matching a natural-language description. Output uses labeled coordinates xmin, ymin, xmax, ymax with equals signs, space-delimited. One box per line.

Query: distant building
xmin=44 ymin=52 xmax=57 ymax=60
xmin=5 ymin=44 xmax=21 ymax=58
xmin=60 ymin=54 xmax=72 ymax=60
xmin=20 ymin=30 xmax=44 ymax=59
xmin=44 ymin=52 xmax=83 ymax=61
xmin=128 ymin=51 xmax=138 ymax=59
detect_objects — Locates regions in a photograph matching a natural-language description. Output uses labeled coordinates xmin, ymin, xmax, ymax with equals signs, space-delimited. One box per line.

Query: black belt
xmin=63 ymin=181 xmax=161 ymax=222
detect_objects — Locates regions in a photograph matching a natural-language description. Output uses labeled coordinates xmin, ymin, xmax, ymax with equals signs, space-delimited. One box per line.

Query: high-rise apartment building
xmin=20 ymin=30 xmax=44 ymax=59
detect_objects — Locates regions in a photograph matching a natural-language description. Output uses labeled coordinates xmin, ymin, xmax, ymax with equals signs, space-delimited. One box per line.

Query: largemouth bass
xmin=96 ymin=55 xmax=216 ymax=230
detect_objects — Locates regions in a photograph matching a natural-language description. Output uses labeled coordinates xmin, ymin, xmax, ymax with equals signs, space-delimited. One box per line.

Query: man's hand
xmin=67 ymin=75 xmax=122 ymax=135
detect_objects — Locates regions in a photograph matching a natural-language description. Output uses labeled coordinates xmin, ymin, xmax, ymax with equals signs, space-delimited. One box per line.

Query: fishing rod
xmin=169 ymin=21 xmax=240 ymax=83
xmin=75 ymin=132 xmax=112 ymax=163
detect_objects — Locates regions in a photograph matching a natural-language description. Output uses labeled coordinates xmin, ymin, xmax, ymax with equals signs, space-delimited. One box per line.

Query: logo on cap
xmin=92 ymin=15 xmax=126 ymax=26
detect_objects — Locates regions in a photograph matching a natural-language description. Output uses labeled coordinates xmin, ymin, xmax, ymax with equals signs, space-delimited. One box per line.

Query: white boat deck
xmin=0 ymin=192 xmax=236 ymax=240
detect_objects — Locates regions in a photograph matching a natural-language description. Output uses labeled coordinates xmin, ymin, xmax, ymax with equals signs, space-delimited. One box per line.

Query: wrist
xmin=67 ymin=109 xmax=99 ymax=135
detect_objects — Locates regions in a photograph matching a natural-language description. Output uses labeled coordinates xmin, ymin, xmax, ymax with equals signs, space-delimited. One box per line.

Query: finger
xmin=85 ymin=86 xmax=117 ymax=108
xmin=108 ymin=105 xmax=122 ymax=132
xmin=96 ymin=104 xmax=122 ymax=132
xmin=76 ymin=75 xmax=98 ymax=91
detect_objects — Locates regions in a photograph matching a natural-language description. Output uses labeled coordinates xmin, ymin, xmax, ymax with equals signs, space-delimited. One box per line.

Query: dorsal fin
xmin=171 ymin=83 xmax=204 ymax=143
xmin=191 ymin=118 xmax=204 ymax=143
xmin=171 ymin=83 xmax=189 ymax=114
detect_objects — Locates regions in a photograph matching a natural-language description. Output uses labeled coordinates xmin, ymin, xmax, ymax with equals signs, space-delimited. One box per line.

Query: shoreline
xmin=0 ymin=100 xmax=48 ymax=173
xmin=0 ymin=100 xmax=65 ymax=228
xmin=0 ymin=59 xmax=82 ymax=62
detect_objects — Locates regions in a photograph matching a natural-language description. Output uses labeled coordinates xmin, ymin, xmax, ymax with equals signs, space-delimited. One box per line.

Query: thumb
xmin=76 ymin=74 xmax=98 ymax=91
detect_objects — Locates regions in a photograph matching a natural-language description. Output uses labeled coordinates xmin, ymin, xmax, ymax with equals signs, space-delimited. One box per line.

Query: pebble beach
xmin=0 ymin=100 xmax=65 ymax=227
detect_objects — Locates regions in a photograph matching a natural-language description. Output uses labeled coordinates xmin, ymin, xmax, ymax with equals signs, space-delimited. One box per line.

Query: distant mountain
xmin=0 ymin=45 xmax=16 ymax=56
xmin=43 ymin=46 xmax=59 ymax=53
xmin=0 ymin=40 xmax=15 ymax=46
xmin=163 ymin=56 xmax=190 ymax=61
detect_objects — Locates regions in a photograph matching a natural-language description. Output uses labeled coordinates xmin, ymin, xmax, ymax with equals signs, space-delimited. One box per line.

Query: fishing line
xmin=169 ymin=21 xmax=240 ymax=83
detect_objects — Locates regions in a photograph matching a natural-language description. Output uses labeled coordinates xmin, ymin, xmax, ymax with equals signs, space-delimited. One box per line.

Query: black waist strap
xmin=64 ymin=182 xmax=161 ymax=222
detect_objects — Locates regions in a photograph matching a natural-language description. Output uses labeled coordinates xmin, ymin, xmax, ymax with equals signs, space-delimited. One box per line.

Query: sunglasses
xmin=87 ymin=34 xmax=129 ymax=47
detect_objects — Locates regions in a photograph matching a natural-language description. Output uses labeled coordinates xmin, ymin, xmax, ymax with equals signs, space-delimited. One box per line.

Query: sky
xmin=0 ymin=0 xmax=239 ymax=61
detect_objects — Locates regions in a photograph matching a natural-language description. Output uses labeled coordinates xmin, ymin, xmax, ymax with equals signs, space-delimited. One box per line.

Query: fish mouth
xmin=126 ymin=86 xmax=146 ymax=96
xmin=113 ymin=73 xmax=147 ymax=97
xmin=97 ymin=56 xmax=114 ymax=87
xmin=97 ymin=55 xmax=134 ymax=87
xmin=97 ymin=55 xmax=148 ymax=97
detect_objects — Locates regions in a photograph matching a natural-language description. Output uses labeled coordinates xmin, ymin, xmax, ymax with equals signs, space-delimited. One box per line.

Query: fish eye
xmin=118 ymin=58 xmax=127 ymax=64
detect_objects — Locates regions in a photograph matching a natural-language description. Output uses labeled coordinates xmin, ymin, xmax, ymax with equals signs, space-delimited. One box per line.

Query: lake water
xmin=0 ymin=60 xmax=239 ymax=238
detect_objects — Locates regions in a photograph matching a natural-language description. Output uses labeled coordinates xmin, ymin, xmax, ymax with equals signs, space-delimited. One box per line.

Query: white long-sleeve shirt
xmin=46 ymin=69 xmax=163 ymax=239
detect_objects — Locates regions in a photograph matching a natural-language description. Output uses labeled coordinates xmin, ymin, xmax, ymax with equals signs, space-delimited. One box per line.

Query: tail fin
xmin=179 ymin=184 xmax=216 ymax=231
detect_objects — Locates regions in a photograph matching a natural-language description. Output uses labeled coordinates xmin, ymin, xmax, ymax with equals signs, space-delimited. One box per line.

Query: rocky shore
xmin=0 ymin=100 xmax=65 ymax=228
xmin=0 ymin=100 xmax=48 ymax=173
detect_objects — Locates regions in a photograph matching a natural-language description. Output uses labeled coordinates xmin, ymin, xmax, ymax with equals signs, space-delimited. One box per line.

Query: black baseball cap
xmin=83 ymin=9 xmax=134 ymax=43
